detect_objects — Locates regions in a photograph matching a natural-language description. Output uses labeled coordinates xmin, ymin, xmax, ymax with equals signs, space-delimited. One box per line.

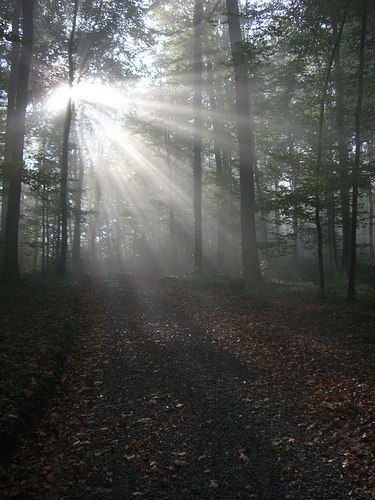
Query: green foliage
xmin=1 ymin=0 xmax=375 ymax=289
xmin=326 ymin=261 xmax=375 ymax=303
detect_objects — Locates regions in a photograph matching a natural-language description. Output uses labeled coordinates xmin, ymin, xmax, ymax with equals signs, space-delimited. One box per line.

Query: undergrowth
xmin=176 ymin=269 xmax=375 ymax=345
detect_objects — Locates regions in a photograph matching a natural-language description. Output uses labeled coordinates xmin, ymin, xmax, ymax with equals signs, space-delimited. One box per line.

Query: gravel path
xmin=2 ymin=275 xmax=373 ymax=498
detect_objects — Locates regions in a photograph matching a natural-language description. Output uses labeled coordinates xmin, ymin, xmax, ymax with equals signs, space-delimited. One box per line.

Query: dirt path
xmin=1 ymin=275 xmax=374 ymax=498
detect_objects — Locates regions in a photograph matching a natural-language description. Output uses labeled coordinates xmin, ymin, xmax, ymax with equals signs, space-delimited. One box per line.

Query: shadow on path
xmin=2 ymin=274 xmax=357 ymax=499
xmin=90 ymin=275 xmax=291 ymax=499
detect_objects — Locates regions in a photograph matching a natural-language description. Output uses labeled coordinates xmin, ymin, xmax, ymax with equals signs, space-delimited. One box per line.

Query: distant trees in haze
xmin=0 ymin=0 xmax=374 ymax=300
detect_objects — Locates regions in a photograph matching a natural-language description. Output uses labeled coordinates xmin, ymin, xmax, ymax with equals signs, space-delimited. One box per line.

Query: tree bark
xmin=334 ymin=27 xmax=351 ymax=274
xmin=369 ymin=187 xmax=374 ymax=259
xmin=225 ymin=0 xmax=261 ymax=284
xmin=90 ymin=176 xmax=102 ymax=262
xmin=315 ymin=4 xmax=348 ymax=296
xmin=1 ymin=0 xmax=22 ymax=246
xmin=2 ymin=0 xmax=34 ymax=277
xmin=207 ymin=61 xmax=226 ymax=270
xmin=72 ymin=144 xmax=84 ymax=272
xmin=58 ymin=0 xmax=79 ymax=275
xmin=193 ymin=0 xmax=204 ymax=273
xmin=347 ymin=0 xmax=368 ymax=302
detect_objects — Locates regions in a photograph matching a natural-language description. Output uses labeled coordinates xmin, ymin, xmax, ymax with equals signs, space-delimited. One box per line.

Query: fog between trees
xmin=1 ymin=0 xmax=374 ymax=299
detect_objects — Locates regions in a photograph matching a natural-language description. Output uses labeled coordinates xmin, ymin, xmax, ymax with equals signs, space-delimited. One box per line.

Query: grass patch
xmin=0 ymin=276 xmax=80 ymax=467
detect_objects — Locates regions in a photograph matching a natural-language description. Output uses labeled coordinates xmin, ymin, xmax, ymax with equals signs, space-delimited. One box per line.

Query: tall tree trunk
xmin=225 ymin=0 xmax=261 ymax=284
xmin=40 ymin=135 xmax=48 ymax=274
xmin=288 ymin=136 xmax=298 ymax=259
xmin=2 ymin=0 xmax=34 ymax=277
xmin=207 ymin=62 xmax=226 ymax=270
xmin=274 ymin=180 xmax=281 ymax=237
xmin=315 ymin=5 xmax=348 ymax=296
xmin=72 ymin=146 xmax=84 ymax=272
xmin=327 ymin=190 xmax=339 ymax=271
xmin=369 ymin=187 xmax=374 ymax=259
xmin=72 ymin=114 xmax=85 ymax=273
xmin=58 ymin=97 xmax=73 ymax=274
xmin=253 ymin=156 xmax=267 ymax=247
xmin=160 ymin=81 xmax=176 ymax=272
xmin=334 ymin=28 xmax=350 ymax=274
xmin=1 ymin=0 xmax=22 ymax=246
xmin=193 ymin=0 xmax=204 ymax=273
xmin=58 ymin=0 xmax=79 ymax=275
xmin=348 ymin=0 xmax=368 ymax=302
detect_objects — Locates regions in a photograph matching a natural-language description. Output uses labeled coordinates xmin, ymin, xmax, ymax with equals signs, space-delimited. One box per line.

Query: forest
xmin=1 ymin=0 xmax=375 ymax=498
xmin=0 ymin=0 xmax=373 ymax=298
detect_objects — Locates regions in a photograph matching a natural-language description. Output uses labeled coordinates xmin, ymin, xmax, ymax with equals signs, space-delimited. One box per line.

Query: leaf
xmin=46 ymin=472 xmax=55 ymax=483
xmin=239 ymin=448 xmax=250 ymax=462
xmin=173 ymin=459 xmax=188 ymax=467
xmin=322 ymin=402 xmax=336 ymax=411
xmin=136 ymin=418 xmax=151 ymax=424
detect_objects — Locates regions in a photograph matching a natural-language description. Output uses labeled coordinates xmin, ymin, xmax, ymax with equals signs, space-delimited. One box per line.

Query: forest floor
xmin=0 ymin=274 xmax=374 ymax=499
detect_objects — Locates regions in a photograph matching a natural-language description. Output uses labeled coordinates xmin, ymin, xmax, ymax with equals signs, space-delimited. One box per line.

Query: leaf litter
xmin=0 ymin=274 xmax=374 ymax=498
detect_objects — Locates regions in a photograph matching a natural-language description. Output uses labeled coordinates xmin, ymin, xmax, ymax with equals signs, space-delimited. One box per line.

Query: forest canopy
xmin=0 ymin=0 xmax=374 ymax=300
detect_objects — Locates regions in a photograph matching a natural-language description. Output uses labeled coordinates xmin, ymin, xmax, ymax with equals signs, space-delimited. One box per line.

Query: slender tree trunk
xmin=41 ymin=137 xmax=47 ymax=274
xmin=288 ymin=136 xmax=298 ymax=259
xmin=292 ymin=205 xmax=298 ymax=259
xmin=348 ymin=0 xmax=367 ymax=302
xmin=315 ymin=5 xmax=348 ymax=296
xmin=334 ymin=29 xmax=351 ymax=274
xmin=2 ymin=0 xmax=34 ymax=277
xmin=227 ymin=157 xmax=237 ymax=271
xmin=274 ymin=180 xmax=281 ymax=237
xmin=193 ymin=0 xmax=204 ymax=273
xmin=58 ymin=0 xmax=78 ymax=275
xmin=46 ymin=191 xmax=51 ymax=273
xmin=33 ymin=195 xmax=40 ymax=272
xmin=327 ymin=190 xmax=339 ymax=271
xmin=315 ymin=105 xmax=327 ymax=294
xmin=253 ymin=156 xmax=267 ymax=247
xmin=90 ymin=175 xmax=102 ymax=261
xmin=226 ymin=0 xmax=261 ymax=284
xmin=58 ymin=97 xmax=73 ymax=274
xmin=369 ymin=187 xmax=374 ymax=259
xmin=167 ymin=143 xmax=176 ymax=272
xmin=72 ymin=147 xmax=84 ymax=272
xmin=160 ymin=81 xmax=176 ymax=272
xmin=207 ymin=62 xmax=226 ymax=270
xmin=72 ymin=114 xmax=85 ymax=272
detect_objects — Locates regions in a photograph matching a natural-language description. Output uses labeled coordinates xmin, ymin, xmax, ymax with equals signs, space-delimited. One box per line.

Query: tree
xmin=332 ymin=12 xmax=350 ymax=274
xmin=193 ymin=0 xmax=204 ymax=273
xmin=314 ymin=4 xmax=348 ymax=296
xmin=1 ymin=0 xmax=21 ymax=245
xmin=72 ymin=117 xmax=85 ymax=272
xmin=207 ymin=61 xmax=226 ymax=269
xmin=347 ymin=0 xmax=368 ymax=302
xmin=57 ymin=0 xmax=78 ymax=275
xmin=2 ymin=0 xmax=35 ymax=277
xmin=225 ymin=0 xmax=261 ymax=283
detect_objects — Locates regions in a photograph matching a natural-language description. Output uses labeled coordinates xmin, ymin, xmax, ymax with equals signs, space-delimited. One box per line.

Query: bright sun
xmin=46 ymin=79 xmax=133 ymax=113
xmin=47 ymin=84 xmax=71 ymax=111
